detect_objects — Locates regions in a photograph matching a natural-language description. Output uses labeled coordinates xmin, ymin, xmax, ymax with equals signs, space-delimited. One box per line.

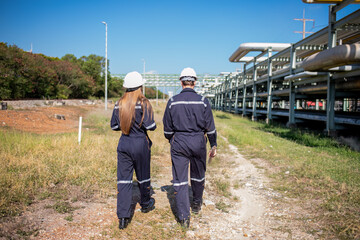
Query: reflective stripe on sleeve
xmin=111 ymin=125 xmax=119 ymax=130
xmin=164 ymin=131 xmax=174 ymax=135
xmin=117 ymin=180 xmax=133 ymax=184
xmin=135 ymin=106 xmax=142 ymax=109
xmin=207 ymin=129 xmax=216 ymax=135
xmin=114 ymin=106 xmax=119 ymax=109
xmin=190 ymin=177 xmax=205 ymax=182
xmin=173 ymin=181 xmax=188 ymax=187
xmin=145 ymin=122 xmax=156 ymax=129
xmin=138 ymin=178 xmax=151 ymax=184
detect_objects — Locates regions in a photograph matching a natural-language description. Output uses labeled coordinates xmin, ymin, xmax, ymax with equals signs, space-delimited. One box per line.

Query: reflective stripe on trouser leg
xmin=190 ymin=149 xmax=206 ymax=205
xmin=117 ymin=151 xmax=134 ymax=219
xmin=171 ymin=150 xmax=190 ymax=221
xmin=133 ymin=140 xmax=152 ymax=208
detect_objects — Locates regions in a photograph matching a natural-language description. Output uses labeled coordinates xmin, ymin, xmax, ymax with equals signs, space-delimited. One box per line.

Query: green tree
xmin=61 ymin=54 xmax=79 ymax=65
xmin=108 ymin=76 xmax=124 ymax=98
xmin=0 ymin=43 xmax=119 ymax=100
xmin=144 ymin=87 xmax=167 ymax=99
xmin=78 ymin=54 xmax=105 ymax=97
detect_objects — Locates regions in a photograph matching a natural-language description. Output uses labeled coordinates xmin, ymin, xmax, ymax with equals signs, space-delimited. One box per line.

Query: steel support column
xmin=229 ymin=77 xmax=233 ymax=112
xmin=288 ymin=44 xmax=296 ymax=127
xmin=252 ymin=59 xmax=258 ymax=121
xmin=266 ymin=48 xmax=273 ymax=124
xmin=326 ymin=4 xmax=337 ymax=135
xmin=242 ymin=64 xmax=247 ymax=117
xmin=235 ymin=75 xmax=239 ymax=114
xmin=215 ymin=87 xmax=218 ymax=110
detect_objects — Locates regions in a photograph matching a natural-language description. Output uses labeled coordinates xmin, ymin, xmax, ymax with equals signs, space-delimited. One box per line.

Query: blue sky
xmin=1 ymin=0 xmax=359 ymax=75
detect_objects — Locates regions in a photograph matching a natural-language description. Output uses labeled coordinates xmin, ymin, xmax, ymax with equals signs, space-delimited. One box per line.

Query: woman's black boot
xmin=119 ymin=217 xmax=130 ymax=229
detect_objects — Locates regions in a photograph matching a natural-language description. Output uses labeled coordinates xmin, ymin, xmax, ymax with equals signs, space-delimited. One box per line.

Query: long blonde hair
xmin=118 ymin=88 xmax=153 ymax=135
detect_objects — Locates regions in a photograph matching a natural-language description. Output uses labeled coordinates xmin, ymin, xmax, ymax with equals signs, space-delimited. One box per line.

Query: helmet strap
xmin=126 ymin=86 xmax=142 ymax=92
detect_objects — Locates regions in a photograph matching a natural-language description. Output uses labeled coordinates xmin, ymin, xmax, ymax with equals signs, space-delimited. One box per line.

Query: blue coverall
xmin=163 ymin=88 xmax=217 ymax=221
xmin=111 ymin=101 xmax=156 ymax=219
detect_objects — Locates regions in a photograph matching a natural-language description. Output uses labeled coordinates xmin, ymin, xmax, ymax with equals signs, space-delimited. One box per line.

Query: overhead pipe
xmin=284 ymin=71 xmax=327 ymax=81
xmin=295 ymin=79 xmax=360 ymax=94
xmin=237 ymin=56 xmax=268 ymax=63
xmin=229 ymin=43 xmax=291 ymax=62
xmin=328 ymin=65 xmax=360 ymax=72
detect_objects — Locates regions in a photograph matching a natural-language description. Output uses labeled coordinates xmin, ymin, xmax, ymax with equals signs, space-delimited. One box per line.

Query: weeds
xmin=64 ymin=214 xmax=73 ymax=222
xmin=213 ymin=179 xmax=231 ymax=198
xmin=215 ymin=200 xmax=231 ymax=213
xmin=50 ymin=201 xmax=75 ymax=214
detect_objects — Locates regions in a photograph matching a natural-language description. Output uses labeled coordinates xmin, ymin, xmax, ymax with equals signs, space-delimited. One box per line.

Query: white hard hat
xmin=180 ymin=67 xmax=197 ymax=81
xmin=123 ymin=71 xmax=145 ymax=88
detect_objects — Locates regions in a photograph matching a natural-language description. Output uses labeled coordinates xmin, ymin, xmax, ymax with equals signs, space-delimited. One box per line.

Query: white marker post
xmin=78 ymin=116 xmax=82 ymax=144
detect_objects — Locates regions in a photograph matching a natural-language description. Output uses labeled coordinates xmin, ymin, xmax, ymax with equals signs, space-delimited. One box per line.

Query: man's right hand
xmin=208 ymin=146 xmax=217 ymax=159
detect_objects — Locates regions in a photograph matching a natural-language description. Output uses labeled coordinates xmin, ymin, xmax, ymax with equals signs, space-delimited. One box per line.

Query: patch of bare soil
xmin=0 ymin=105 xmax=98 ymax=134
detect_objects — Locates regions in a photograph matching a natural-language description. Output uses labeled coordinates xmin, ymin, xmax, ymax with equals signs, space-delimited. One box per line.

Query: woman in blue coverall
xmin=110 ymin=71 xmax=156 ymax=229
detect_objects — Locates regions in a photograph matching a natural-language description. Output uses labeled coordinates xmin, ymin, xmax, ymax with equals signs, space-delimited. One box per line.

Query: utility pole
xmin=294 ymin=9 xmax=315 ymax=39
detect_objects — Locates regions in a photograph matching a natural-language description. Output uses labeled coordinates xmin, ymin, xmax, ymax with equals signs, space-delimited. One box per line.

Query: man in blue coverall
xmin=163 ymin=67 xmax=217 ymax=228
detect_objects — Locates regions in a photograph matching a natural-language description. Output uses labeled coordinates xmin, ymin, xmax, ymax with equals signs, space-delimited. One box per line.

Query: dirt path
xmin=2 ymin=136 xmax=316 ymax=240
xmin=189 ymin=139 xmax=315 ymax=239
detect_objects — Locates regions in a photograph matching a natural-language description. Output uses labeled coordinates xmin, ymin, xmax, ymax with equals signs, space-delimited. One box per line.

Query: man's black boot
xmin=141 ymin=197 xmax=155 ymax=213
xmin=179 ymin=217 xmax=190 ymax=228
xmin=192 ymin=203 xmax=201 ymax=214
xmin=118 ymin=217 xmax=130 ymax=229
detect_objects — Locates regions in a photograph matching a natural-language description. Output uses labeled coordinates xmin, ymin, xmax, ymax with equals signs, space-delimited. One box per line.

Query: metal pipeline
xmin=295 ymin=78 xmax=360 ymax=94
xmin=284 ymin=71 xmax=327 ymax=81
xmin=302 ymin=44 xmax=360 ymax=71
xmin=229 ymin=43 xmax=291 ymax=62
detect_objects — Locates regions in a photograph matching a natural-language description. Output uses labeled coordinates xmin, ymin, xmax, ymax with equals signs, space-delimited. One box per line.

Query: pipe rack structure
xmin=208 ymin=1 xmax=360 ymax=135
xmin=113 ymin=73 xmax=225 ymax=98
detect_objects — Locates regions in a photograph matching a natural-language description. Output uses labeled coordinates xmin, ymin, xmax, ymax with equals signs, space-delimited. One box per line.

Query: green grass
xmin=214 ymin=111 xmax=360 ymax=240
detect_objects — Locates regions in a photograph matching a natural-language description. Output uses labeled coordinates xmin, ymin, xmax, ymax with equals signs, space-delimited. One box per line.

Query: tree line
xmin=0 ymin=43 xmax=167 ymax=100
xmin=0 ymin=42 xmax=123 ymax=100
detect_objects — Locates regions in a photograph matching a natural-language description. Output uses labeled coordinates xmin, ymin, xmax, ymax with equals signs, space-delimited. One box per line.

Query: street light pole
xmin=142 ymin=59 xmax=146 ymax=96
xmin=102 ymin=21 xmax=108 ymax=110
